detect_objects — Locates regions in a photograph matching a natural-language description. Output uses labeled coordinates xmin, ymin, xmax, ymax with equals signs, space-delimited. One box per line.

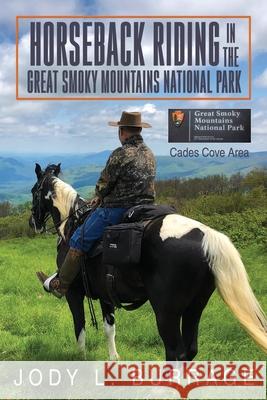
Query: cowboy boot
xmin=36 ymin=271 xmax=67 ymax=298
xmin=37 ymin=248 xmax=84 ymax=298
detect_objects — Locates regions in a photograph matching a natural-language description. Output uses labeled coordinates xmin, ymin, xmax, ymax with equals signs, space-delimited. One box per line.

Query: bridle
xmin=31 ymin=173 xmax=92 ymax=237
xmin=31 ymin=174 xmax=52 ymax=232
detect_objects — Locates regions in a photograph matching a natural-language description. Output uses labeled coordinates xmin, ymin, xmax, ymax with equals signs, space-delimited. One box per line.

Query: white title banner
xmin=0 ymin=361 xmax=265 ymax=399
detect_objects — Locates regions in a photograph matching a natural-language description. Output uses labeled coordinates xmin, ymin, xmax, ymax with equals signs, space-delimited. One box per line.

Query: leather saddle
xmin=88 ymin=203 xmax=176 ymax=259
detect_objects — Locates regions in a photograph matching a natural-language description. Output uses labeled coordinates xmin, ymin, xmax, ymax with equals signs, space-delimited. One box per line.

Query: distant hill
xmin=0 ymin=151 xmax=266 ymax=203
xmin=156 ymin=151 xmax=267 ymax=179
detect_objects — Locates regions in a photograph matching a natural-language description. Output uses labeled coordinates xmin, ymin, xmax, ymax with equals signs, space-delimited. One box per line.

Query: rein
xmin=33 ymin=174 xmax=99 ymax=329
xmin=54 ymin=198 xmax=99 ymax=330
xmin=44 ymin=203 xmax=92 ymax=236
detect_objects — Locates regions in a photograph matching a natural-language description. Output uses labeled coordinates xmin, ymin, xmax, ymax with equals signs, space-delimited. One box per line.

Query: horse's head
xmin=29 ymin=163 xmax=61 ymax=233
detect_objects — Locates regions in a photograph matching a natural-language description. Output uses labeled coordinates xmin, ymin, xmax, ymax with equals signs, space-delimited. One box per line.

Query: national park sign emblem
xmin=172 ymin=110 xmax=185 ymax=127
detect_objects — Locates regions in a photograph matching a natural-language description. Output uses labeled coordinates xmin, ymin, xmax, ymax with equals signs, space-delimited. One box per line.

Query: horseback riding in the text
xmin=36 ymin=111 xmax=156 ymax=298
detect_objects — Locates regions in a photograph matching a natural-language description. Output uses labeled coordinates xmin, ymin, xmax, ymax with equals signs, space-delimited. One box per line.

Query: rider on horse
xmin=37 ymin=111 xmax=156 ymax=298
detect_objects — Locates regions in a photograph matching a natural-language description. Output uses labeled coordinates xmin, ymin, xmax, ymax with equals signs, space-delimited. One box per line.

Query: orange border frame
xmin=16 ymin=16 xmax=251 ymax=101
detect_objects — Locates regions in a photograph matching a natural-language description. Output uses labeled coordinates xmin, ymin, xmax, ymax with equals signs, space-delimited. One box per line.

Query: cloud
xmin=251 ymin=98 xmax=267 ymax=134
xmin=94 ymin=0 xmax=267 ymax=54
xmin=254 ymin=69 xmax=267 ymax=88
xmin=0 ymin=0 xmax=82 ymax=29
xmin=126 ymin=103 xmax=156 ymax=114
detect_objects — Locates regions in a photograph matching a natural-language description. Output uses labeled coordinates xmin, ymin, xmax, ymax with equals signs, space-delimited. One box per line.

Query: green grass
xmin=0 ymin=236 xmax=266 ymax=361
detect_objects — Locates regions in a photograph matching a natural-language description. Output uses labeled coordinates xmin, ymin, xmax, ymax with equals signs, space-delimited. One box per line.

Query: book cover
xmin=0 ymin=0 xmax=266 ymax=399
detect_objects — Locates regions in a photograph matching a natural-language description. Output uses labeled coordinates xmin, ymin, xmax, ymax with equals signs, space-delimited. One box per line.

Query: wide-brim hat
xmin=108 ymin=111 xmax=151 ymax=128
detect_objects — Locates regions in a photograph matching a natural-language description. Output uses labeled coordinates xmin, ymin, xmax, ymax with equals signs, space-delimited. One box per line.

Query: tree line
xmin=0 ymin=168 xmax=266 ymax=218
xmin=155 ymin=169 xmax=267 ymax=200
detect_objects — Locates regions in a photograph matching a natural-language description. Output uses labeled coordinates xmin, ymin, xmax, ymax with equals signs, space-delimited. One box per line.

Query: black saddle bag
xmin=102 ymin=222 xmax=144 ymax=266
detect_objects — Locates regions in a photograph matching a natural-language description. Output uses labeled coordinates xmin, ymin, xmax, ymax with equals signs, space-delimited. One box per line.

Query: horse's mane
xmin=52 ymin=177 xmax=78 ymax=236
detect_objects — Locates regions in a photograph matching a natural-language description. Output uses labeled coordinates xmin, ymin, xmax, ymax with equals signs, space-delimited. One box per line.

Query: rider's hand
xmin=90 ymin=196 xmax=101 ymax=207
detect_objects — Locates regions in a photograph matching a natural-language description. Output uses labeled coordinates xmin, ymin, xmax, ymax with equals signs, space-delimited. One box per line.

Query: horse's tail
xmin=202 ymin=227 xmax=267 ymax=353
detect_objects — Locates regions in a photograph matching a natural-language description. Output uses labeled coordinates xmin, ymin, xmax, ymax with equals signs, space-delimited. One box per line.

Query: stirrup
xmin=43 ymin=272 xmax=58 ymax=291
xmin=45 ymin=273 xmax=65 ymax=298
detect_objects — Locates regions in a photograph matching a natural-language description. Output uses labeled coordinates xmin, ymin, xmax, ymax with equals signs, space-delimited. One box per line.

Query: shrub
xmin=0 ymin=211 xmax=35 ymax=239
xmin=184 ymin=208 xmax=267 ymax=248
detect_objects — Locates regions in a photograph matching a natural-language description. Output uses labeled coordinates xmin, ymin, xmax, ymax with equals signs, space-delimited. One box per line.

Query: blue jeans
xmin=69 ymin=207 xmax=128 ymax=253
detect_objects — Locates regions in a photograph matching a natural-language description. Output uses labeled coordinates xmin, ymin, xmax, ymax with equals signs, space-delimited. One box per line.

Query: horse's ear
xmin=35 ymin=163 xmax=43 ymax=179
xmin=55 ymin=163 xmax=61 ymax=176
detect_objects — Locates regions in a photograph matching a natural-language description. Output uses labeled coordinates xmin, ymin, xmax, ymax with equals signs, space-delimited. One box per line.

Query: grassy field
xmin=0 ymin=236 xmax=266 ymax=362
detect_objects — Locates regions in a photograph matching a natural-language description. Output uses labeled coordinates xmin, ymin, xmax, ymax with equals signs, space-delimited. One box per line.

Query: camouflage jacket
xmin=95 ymin=135 xmax=156 ymax=207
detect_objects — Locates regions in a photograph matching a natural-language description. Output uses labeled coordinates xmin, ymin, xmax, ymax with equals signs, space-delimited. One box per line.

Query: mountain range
xmin=0 ymin=151 xmax=266 ymax=203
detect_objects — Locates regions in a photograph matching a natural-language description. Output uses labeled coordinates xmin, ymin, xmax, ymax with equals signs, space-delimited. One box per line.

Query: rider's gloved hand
xmin=90 ymin=196 xmax=101 ymax=207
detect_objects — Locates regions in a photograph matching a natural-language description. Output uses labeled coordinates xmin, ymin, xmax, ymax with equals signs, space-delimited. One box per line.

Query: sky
xmin=0 ymin=0 xmax=267 ymax=155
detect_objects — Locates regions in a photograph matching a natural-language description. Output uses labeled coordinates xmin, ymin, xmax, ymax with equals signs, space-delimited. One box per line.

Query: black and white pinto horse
xmin=29 ymin=164 xmax=267 ymax=360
